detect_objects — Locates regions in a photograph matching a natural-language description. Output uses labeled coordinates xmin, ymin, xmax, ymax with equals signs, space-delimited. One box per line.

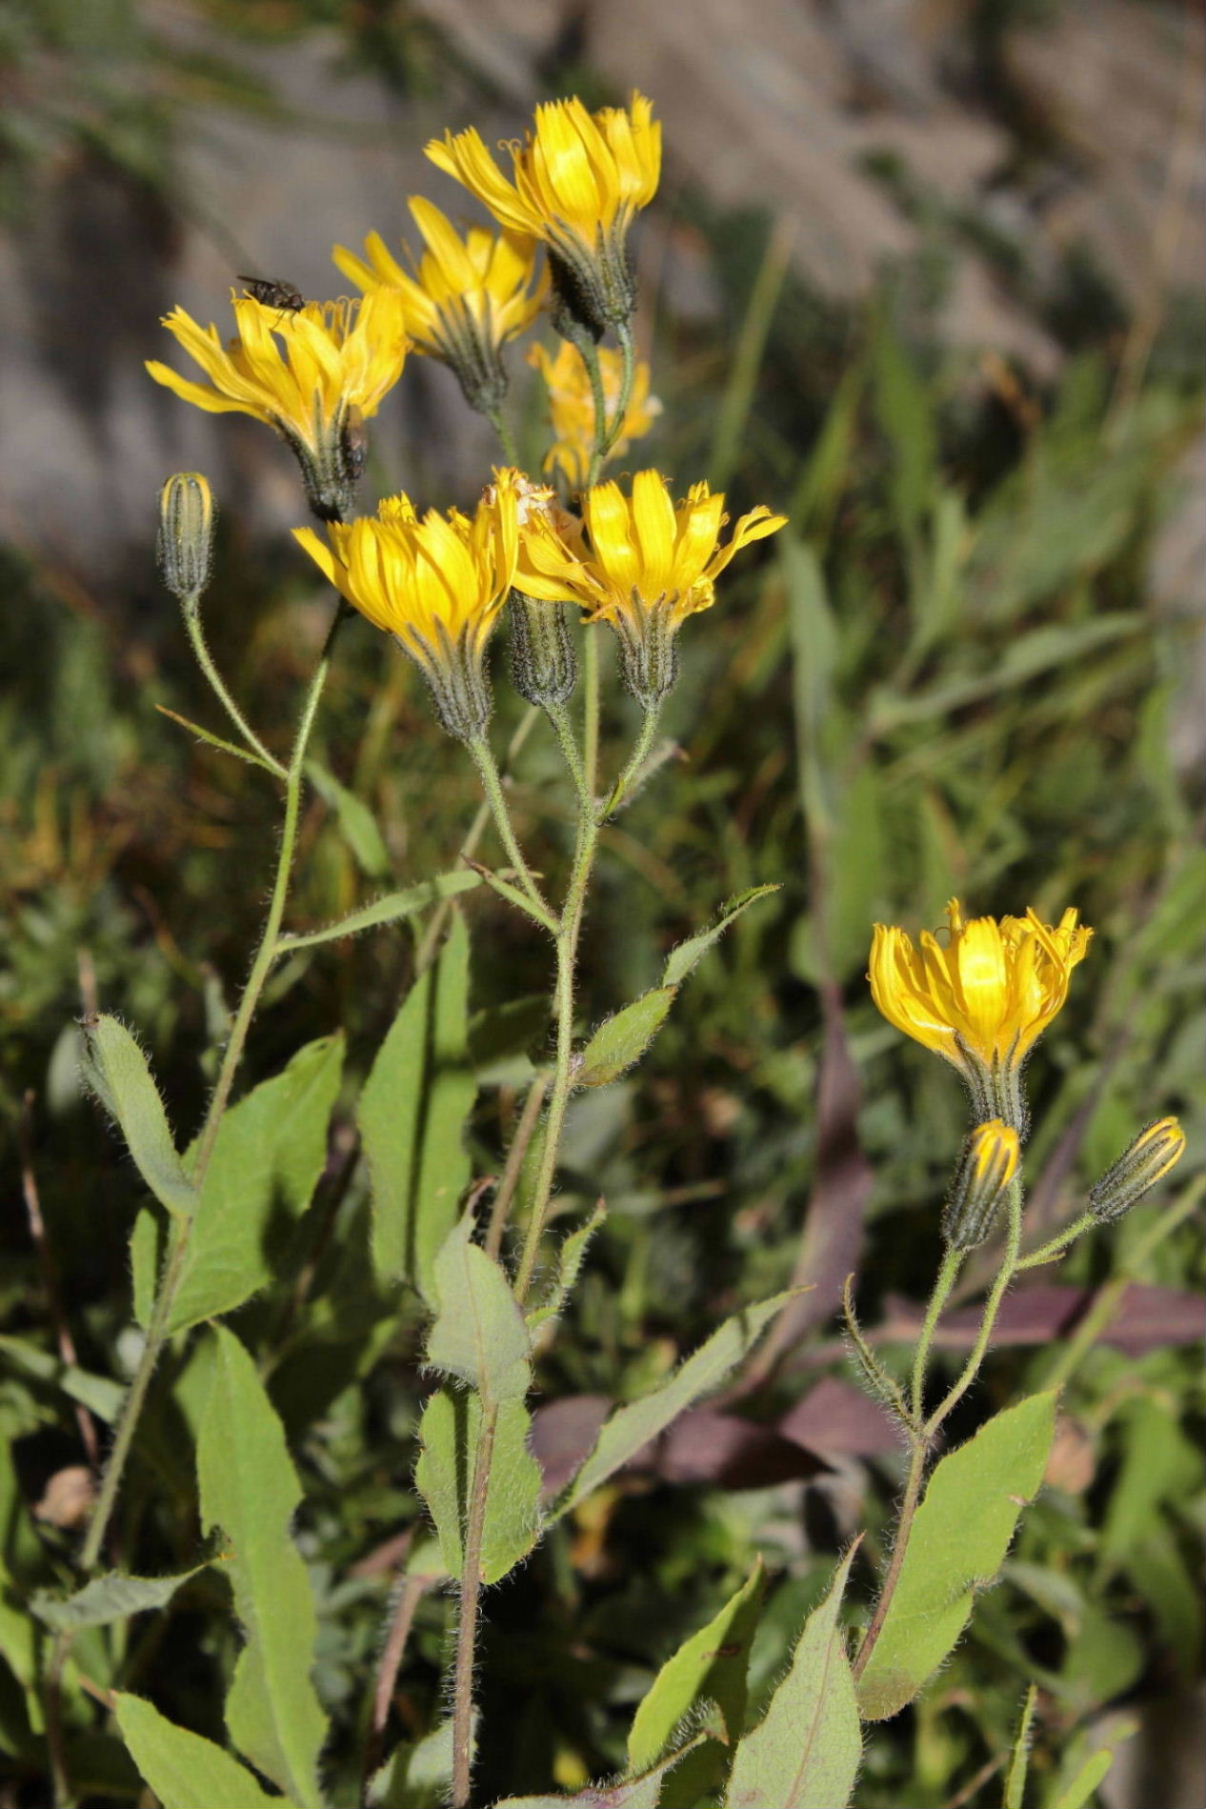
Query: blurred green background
xmin=1 ymin=2 xmax=1202 ymax=1805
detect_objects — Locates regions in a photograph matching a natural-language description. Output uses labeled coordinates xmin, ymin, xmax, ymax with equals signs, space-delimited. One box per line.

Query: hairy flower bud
xmin=942 ymin=1119 xmax=1021 ymax=1250
xmin=509 ymin=590 xmax=578 ymax=708
xmin=1089 ymin=1117 xmax=1186 ymax=1224
xmin=157 ymin=471 xmax=215 ymax=604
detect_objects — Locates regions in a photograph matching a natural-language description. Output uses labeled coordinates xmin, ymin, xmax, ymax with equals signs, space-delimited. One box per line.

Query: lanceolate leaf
xmin=277 ymin=870 xmax=483 ymax=953
xmin=527 ymin=1202 xmax=607 ymax=1332
xmin=628 ymin=1559 xmax=764 ymax=1808
xmin=197 ymin=1327 xmax=327 ymax=1808
xmin=114 ymin=1694 xmax=301 ymax=1809
xmin=31 ymin=1567 xmax=205 ymax=1633
xmin=306 ymin=758 xmax=391 ymax=878
xmin=414 ymin=1389 xmax=542 ymax=1585
xmin=662 ymin=886 xmax=779 ymax=988
xmin=725 ymin=1544 xmax=861 ymax=1809
xmin=81 ymin=1016 xmax=197 ymax=1219
xmin=496 ymin=1744 xmax=702 ymax=1809
xmin=554 ymin=1294 xmax=794 ymax=1518
xmin=359 ymin=913 xmax=474 ymax=1299
xmin=425 ymin=1217 xmax=531 ymax=1403
xmin=576 ymin=988 xmax=677 ymax=1088
xmin=166 ymin=1035 xmax=344 ymax=1334
xmin=855 ymin=1391 xmax=1058 ymax=1721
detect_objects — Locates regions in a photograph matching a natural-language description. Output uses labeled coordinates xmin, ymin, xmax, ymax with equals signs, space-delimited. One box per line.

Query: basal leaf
xmin=576 ymin=988 xmax=677 ymax=1088
xmin=114 ymin=1694 xmax=300 ymax=1809
xmin=414 ymin=1389 xmax=542 ymax=1586
xmin=426 ymin=1217 xmax=531 ymax=1403
xmin=167 ymin=1034 xmax=344 ymax=1334
xmin=31 ymin=1567 xmax=204 ymax=1633
xmin=725 ymin=1544 xmax=860 ymax=1809
xmin=197 ymin=1327 xmax=327 ymax=1807
xmin=628 ymin=1558 xmax=764 ymax=1808
xmin=81 ymin=1016 xmax=197 ymax=1219
xmin=855 ymin=1391 xmax=1058 ymax=1721
xmin=555 ymin=1294 xmax=793 ymax=1518
xmin=662 ymin=887 xmax=779 ymax=988
xmin=359 ymin=914 xmax=474 ymax=1298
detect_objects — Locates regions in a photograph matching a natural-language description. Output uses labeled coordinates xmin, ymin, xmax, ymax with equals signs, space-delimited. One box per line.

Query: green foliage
xmin=415 ymin=1391 xmax=542 ymax=1585
xmin=577 ymin=988 xmax=678 ymax=1088
xmin=113 ymin=1695 xmax=298 ymax=1809
xmin=80 ymin=1016 xmax=198 ymax=1220
xmin=359 ymin=913 xmax=475 ymax=1298
xmin=30 ymin=1568 xmax=204 ymax=1633
xmin=857 ymin=1393 xmax=1059 ymax=1721
xmin=195 ymin=1327 xmax=328 ymax=1808
xmin=726 ymin=1545 xmax=862 ymax=1809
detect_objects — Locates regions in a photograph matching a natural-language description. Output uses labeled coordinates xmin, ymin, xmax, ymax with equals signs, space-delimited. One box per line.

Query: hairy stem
xmin=851 ymin=1439 xmax=927 ymax=1682
xmin=451 ymin=1403 xmax=499 ymax=1809
xmin=485 ymin=1073 xmax=551 ymax=1261
xmin=601 ymin=702 xmax=662 ymax=820
xmin=926 ymin=1177 xmax=1024 ymax=1442
xmin=910 ymin=1247 xmax=963 ymax=1420
xmin=183 ymin=604 xmax=286 ymax=777
xmin=79 ymin=601 xmax=349 ymax=1575
xmin=467 ymin=735 xmax=552 ymax=924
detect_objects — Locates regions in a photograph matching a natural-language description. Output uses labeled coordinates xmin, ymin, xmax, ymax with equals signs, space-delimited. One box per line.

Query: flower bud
xmin=157 ymin=472 xmax=215 ymax=604
xmin=942 ymin=1119 xmax=1021 ymax=1249
xmin=1089 ymin=1117 xmax=1186 ymax=1224
xmin=509 ymin=591 xmax=578 ymax=708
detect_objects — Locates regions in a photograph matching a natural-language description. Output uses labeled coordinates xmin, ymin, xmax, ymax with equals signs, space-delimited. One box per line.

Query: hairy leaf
xmin=81 ymin=1016 xmax=197 ymax=1219
xmin=31 ymin=1567 xmax=204 ymax=1633
xmin=278 ymin=869 xmax=482 ymax=954
xmin=576 ymin=988 xmax=677 ymax=1088
xmin=426 ymin=1217 xmax=531 ymax=1403
xmin=725 ymin=1544 xmax=861 ymax=1809
xmin=662 ymin=886 xmax=779 ymax=988
xmin=114 ymin=1694 xmax=299 ymax=1809
xmin=856 ymin=1391 xmax=1058 ymax=1721
xmin=359 ymin=914 xmax=474 ymax=1298
xmin=414 ymin=1389 xmax=542 ymax=1585
xmin=197 ymin=1327 xmax=327 ymax=1807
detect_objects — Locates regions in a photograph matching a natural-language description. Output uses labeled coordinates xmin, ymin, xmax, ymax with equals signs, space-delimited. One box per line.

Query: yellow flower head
xmin=294 ymin=473 xmax=521 ymax=739
xmin=943 ymin=1119 xmax=1021 ymax=1249
xmin=1090 ymin=1117 xmax=1186 ymax=1224
xmin=427 ymin=93 xmax=661 ymax=334
xmin=147 ymin=291 xmax=409 ymax=520
xmin=333 ymin=199 xmax=545 ymax=412
xmin=528 ymin=340 xmax=661 ymax=487
xmin=515 ymin=468 xmax=786 ymax=705
xmin=870 ymin=899 xmax=1093 ymax=1130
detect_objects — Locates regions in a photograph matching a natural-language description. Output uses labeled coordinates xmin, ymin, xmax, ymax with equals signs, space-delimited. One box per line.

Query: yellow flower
xmin=146 ymin=291 xmax=409 ymax=519
xmin=528 ymin=340 xmax=661 ymax=486
xmin=293 ymin=473 xmax=521 ymax=739
xmin=516 ymin=469 xmax=786 ymax=705
xmin=333 ymin=199 xmax=545 ymax=413
xmin=869 ymin=899 xmax=1093 ymax=1130
xmin=427 ymin=93 xmax=661 ymax=334
xmin=1090 ymin=1117 xmax=1186 ymax=1223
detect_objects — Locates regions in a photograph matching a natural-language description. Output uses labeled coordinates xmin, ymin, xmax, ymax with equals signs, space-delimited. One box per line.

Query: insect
xmin=237 ymin=274 xmax=305 ymax=313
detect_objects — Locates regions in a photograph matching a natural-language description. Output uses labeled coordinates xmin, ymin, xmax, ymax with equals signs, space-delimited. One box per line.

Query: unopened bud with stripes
xmin=1089 ymin=1117 xmax=1186 ymax=1224
xmin=942 ymin=1119 xmax=1021 ymax=1250
xmin=157 ymin=472 xmax=215 ymax=605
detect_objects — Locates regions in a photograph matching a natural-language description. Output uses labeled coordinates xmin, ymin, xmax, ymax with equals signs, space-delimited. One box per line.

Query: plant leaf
xmin=662 ymin=887 xmax=779 ymax=988
xmin=527 ymin=1202 xmax=607 ymax=1332
xmin=359 ymin=913 xmax=474 ymax=1299
xmin=81 ymin=1016 xmax=198 ymax=1219
xmin=628 ymin=1558 xmax=764 ymax=1808
xmin=367 ymin=1717 xmax=459 ymax=1807
xmin=856 ymin=1391 xmax=1058 ymax=1721
xmin=155 ymin=705 xmax=280 ymax=774
xmin=414 ymin=1389 xmax=542 ymax=1585
xmin=1050 ymin=1746 xmax=1120 ymax=1809
xmin=114 ymin=1694 xmax=300 ymax=1809
xmin=576 ymin=988 xmax=677 ymax=1089
xmin=495 ymin=1744 xmax=701 ymax=1809
xmin=1003 ymin=1684 xmax=1037 ymax=1809
xmin=197 ymin=1327 xmax=327 ymax=1808
xmin=555 ymin=1294 xmax=794 ymax=1518
xmin=306 ymin=758 xmax=390 ymax=878
xmin=30 ymin=1567 xmax=204 ymax=1633
xmin=725 ymin=1543 xmax=861 ymax=1809
xmin=426 ymin=1218 xmax=531 ymax=1403
xmin=277 ymin=870 xmax=483 ymax=953
xmin=166 ymin=1035 xmax=344 ymax=1334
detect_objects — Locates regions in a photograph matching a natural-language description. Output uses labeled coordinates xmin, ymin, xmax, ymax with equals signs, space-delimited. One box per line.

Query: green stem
xmin=601 ymin=702 xmax=662 ymax=821
xmin=852 ymin=1438 xmax=927 ymax=1682
xmin=911 ymin=1248 xmax=964 ymax=1420
xmin=581 ymin=631 xmax=600 ymax=802
xmin=601 ymin=319 xmax=636 ymax=456
xmin=183 ymin=604 xmax=286 ymax=777
xmin=926 ymin=1178 xmax=1024 ymax=1443
xmin=467 ymin=735 xmax=552 ymax=925
xmin=79 ymin=600 xmax=350 ymax=1575
xmin=415 ymin=707 xmax=540 ymax=975
xmin=451 ymin=1402 xmax=499 ymax=1809
xmin=1014 ymin=1208 xmax=1097 ymax=1273
xmin=545 ymin=698 xmax=590 ymax=811
xmin=485 ymin=1073 xmax=551 ymax=1262
xmin=485 ymin=405 xmax=520 ymax=467
xmin=514 ymin=798 xmax=599 ymax=1306
xmin=581 ymin=341 xmax=611 ymax=488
